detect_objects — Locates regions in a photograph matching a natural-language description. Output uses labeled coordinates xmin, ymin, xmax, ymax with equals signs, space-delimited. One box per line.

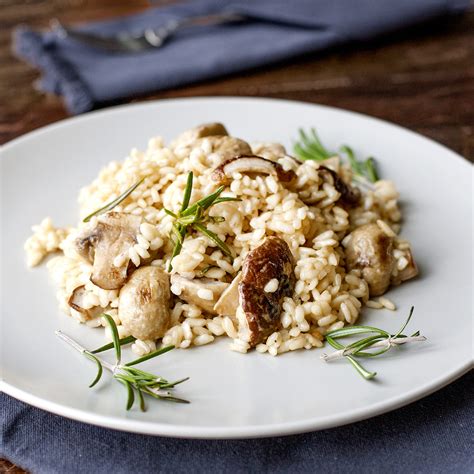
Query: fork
xmin=50 ymin=12 xmax=247 ymax=53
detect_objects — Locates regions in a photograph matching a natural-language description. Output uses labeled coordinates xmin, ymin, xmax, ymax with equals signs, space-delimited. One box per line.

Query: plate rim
xmin=1 ymin=96 xmax=472 ymax=439
xmin=1 ymin=362 xmax=471 ymax=439
xmin=1 ymin=96 xmax=472 ymax=170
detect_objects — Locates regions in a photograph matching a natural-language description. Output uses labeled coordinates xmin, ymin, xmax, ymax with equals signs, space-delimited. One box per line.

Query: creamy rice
xmin=25 ymin=126 xmax=415 ymax=356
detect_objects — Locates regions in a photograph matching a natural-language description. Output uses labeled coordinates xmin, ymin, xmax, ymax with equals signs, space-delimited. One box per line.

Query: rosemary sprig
xmin=91 ymin=335 xmax=136 ymax=354
xmin=56 ymin=314 xmax=189 ymax=411
xmin=321 ymin=307 xmax=426 ymax=380
xmin=339 ymin=145 xmax=379 ymax=183
xmin=165 ymin=172 xmax=240 ymax=271
xmin=294 ymin=128 xmax=380 ymax=183
xmin=294 ymin=128 xmax=334 ymax=161
xmin=83 ymin=178 xmax=144 ymax=222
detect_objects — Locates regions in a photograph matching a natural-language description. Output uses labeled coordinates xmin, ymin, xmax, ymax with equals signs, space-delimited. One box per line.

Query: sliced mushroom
xmin=118 ymin=266 xmax=171 ymax=340
xmin=172 ymin=122 xmax=229 ymax=147
xmin=212 ymin=155 xmax=296 ymax=186
xmin=319 ymin=166 xmax=360 ymax=208
xmin=345 ymin=223 xmax=395 ymax=296
xmin=237 ymin=237 xmax=296 ymax=347
xmin=74 ymin=212 xmax=141 ymax=290
xmin=67 ymin=286 xmax=102 ymax=320
xmin=214 ymin=272 xmax=242 ymax=317
xmin=170 ymin=275 xmax=229 ymax=315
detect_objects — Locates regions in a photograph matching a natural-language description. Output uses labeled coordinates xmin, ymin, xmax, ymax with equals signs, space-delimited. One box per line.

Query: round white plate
xmin=1 ymin=97 xmax=472 ymax=438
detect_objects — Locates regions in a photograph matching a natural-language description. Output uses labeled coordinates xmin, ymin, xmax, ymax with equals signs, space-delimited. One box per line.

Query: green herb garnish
xmin=165 ymin=171 xmax=240 ymax=271
xmin=56 ymin=314 xmax=189 ymax=411
xmin=294 ymin=128 xmax=379 ymax=183
xmin=294 ymin=128 xmax=334 ymax=161
xmin=321 ymin=307 xmax=426 ymax=380
xmin=83 ymin=178 xmax=144 ymax=222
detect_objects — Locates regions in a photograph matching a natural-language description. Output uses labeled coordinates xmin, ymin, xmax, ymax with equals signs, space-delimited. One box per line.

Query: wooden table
xmin=1 ymin=1 xmax=473 ymax=471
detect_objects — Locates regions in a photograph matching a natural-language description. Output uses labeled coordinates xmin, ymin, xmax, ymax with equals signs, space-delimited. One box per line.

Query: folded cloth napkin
xmin=1 ymin=371 xmax=472 ymax=473
xmin=13 ymin=0 xmax=469 ymax=114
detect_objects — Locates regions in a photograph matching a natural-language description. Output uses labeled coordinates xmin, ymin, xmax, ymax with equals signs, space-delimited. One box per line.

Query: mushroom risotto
xmin=24 ymin=123 xmax=417 ymax=356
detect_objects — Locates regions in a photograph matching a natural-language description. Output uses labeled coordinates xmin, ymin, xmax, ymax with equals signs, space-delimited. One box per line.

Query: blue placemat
xmin=1 ymin=371 xmax=472 ymax=473
xmin=12 ymin=0 xmax=469 ymax=114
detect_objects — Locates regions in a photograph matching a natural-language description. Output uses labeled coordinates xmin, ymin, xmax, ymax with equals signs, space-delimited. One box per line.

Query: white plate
xmin=1 ymin=97 xmax=472 ymax=438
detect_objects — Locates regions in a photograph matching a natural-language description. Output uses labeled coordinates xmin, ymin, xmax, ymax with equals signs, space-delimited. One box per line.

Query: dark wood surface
xmin=1 ymin=1 xmax=473 ymax=472
xmin=1 ymin=1 xmax=473 ymax=160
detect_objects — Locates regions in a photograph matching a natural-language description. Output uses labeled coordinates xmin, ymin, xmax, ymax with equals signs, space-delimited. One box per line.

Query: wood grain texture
xmin=1 ymin=2 xmax=473 ymax=160
xmin=0 ymin=1 xmax=472 ymax=472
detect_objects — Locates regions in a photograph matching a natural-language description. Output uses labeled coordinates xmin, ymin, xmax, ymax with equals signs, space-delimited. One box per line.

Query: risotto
xmin=24 ymin=123 xmax=418 ymax=357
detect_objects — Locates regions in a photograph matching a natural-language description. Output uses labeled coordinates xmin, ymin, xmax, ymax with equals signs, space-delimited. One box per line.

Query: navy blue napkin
xmin=13 ymin=0 xmax=469 ymax=114
xmin=1 ymin=371 xmax=472 ymax=473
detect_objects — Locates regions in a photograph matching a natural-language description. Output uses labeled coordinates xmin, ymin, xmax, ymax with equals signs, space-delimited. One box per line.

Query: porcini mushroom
xmin=345 ymin=223 xmax=395 ymax=296
xmin=74 ymin=212 xmax=141 ymax=290
xmin=212 ymin=155 xmax=296 ymax=186
xmin=237 ymin=237 xmax=296 ymax=347
xmin=118 ymin=266 xmax=171 ymax=340
xmin=318 ymin=166 xmax=360 ymax=207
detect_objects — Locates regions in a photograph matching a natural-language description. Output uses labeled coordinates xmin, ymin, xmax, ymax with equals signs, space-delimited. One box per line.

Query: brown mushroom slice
xmin=318 ymin=166 xmax=360 ymax=208
xmin=212 ymin=155 xmax=297 ymax=186
xmin=68 ymin=286 xmax=102 ymax=320
xmin=173 ymin=122 xmax=229 ymax=147
xmin=237 ymin=237 xmax=296 ymax=347
xmin=213 ymin=272 xmax=242 ymax=317
xmin=74 ymin=212 xmax=141 ymax=290
xmin=118 ymin=266 xmax=171 ymax=340
xmin=170 ymin=275 xmax=229 ymax=315
xmin=345 ymin=223 xmax=395 ymax=296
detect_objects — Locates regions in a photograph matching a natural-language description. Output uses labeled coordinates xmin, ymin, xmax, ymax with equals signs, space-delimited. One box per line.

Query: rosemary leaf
xmin=136 ymin=386 xmax=146 ymax=411
xmin=102 ymin=314 xmax=121 ymax=364
xmin=84 ymin=352 xmax=103 ymax=388
xmin=212 ymin=197 xmax=242 ymax=205
xmin=193 ymin=223 xmax=233 ymax=259
xmin=171 ymin=223 xmax=185 ymax=244
xmin=394 ymin=306 xmax=415 ymax=339
xmin=164 ymin=208 xmax=178 ymax=218
xmin=124 ymin=380 xmax=135 ymax=410
xmin=181 ymin=172 xmax=194 ymax=212
xmin=167 ymin=225 xmax=186 ymax=272
xmin=181 ymin=185 xmax=225 ymax=217
xmin=294 ymin=142 xmax=321 ymax=161
xmin=91 ymin=335 xmax=136 ymax=354
xmin=159 ymin=377 xmax=190 ymax=389
xmin=83 ymin=178 xmax=144 ymax=222
xmin=125 ymin=345 xmax=175 ymax=367
xmin=346 ymin=356 xmax=377 ymax=379
xmin=365 ymin=157 xmax=379 ymax=182
xmin=326 ymin=325 xmax=390 ymax=339
xmin=326 ymin=335 xmax=376 ymax=380
xmin=142 ymin=387 xmax=190 ymax=404
xmin=124 ymin=366 xmax=167 ymax=381
xmin=340 ymin=145 xmax=361 ymax=174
